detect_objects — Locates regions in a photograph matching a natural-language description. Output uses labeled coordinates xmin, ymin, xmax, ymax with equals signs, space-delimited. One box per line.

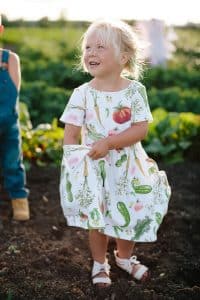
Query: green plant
xmin=144 ymin=108 xmax=200 ymax=163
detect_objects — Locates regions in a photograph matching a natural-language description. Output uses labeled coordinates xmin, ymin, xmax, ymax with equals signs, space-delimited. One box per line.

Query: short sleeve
xmin=60 ymin=88 xmax=85 ymax=126
xmin=131 ymin=84 xmax=153 ymax=123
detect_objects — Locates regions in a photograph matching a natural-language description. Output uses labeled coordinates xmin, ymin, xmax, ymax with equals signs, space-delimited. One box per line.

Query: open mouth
xmin=89 ymin=62 xmax=100 ymax=66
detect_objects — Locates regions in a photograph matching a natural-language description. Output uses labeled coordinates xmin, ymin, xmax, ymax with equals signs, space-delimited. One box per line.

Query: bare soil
xmin=0 ymin=161 xmax=200 ymax=300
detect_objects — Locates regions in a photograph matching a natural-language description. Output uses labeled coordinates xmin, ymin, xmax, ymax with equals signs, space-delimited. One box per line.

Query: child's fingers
xmin=88 ymin=149 xmax=101 ymax=160
xmin=88 ymin=149 xmax=96 ymax=158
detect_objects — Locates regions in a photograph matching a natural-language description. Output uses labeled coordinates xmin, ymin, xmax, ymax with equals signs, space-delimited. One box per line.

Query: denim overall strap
xmin=1 ymin=50 xmax=9 ymax=69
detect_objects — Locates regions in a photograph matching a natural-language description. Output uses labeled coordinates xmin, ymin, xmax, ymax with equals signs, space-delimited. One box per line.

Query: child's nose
xmin=89 ymin=47 xmax=97 ymax=56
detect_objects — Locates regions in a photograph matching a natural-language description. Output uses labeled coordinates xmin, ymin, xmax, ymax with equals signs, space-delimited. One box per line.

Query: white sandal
xmin=92 ymin=260 xmax=111 ymax=286
xmin=114 ymin=250 xmax=148 ymax=281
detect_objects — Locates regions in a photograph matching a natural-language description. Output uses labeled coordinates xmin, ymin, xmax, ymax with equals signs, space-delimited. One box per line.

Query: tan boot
xmin=12 ymin=198 xmax=30 ymax=221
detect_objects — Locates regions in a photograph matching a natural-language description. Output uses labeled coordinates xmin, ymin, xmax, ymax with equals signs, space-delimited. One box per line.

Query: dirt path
xmin=0 ymin=161 xmax=200 ymax=300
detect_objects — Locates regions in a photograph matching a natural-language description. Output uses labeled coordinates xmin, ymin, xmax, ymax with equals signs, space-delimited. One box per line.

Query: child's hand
xmin=88 ymin=138 xmax=109 ymax=160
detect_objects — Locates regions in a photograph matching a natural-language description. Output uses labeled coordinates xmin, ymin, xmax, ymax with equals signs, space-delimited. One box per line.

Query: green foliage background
xmin=0 ymin=22 xmax=199 ymax=165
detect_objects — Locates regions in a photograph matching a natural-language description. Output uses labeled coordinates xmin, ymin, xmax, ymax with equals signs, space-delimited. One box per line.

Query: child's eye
xmin=85 ymin=46 xmax=90 ymax=50
xmin=98 ymin=45 xmax=105 ymax=49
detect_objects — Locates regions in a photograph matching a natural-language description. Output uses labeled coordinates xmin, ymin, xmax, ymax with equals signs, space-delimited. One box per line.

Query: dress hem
xmin=66 ymin=216 xmax=158 ymax=242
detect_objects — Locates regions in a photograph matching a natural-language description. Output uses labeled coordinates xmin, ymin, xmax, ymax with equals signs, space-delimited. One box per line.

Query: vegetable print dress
xmin=60 ymin=80 xmax=171 ymax=242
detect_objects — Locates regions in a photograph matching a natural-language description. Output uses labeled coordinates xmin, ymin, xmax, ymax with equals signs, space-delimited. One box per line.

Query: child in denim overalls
xmin=0 ymin=16 xmax=29 ymax=220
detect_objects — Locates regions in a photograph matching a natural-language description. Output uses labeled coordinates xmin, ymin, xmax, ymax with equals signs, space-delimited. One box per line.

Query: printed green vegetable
xmin=99 ymin=160 xmax=106 ymax=186
xmin=115 ymin=154 xmax=127 ymax=167
xmin=134 ymin=185 xmax=152 ymax=194
xmin=66 ymin=173 xmax=73 ymax=202
xmin=148 ymin=166 xmax=157 ymax=175
xmin=60 ymin=165 xmax=65 ymax=180
xmin=114 ymin=225 xmax=123 ymax=238
xmin=138 ymin=86 xmax=148 ymax=107
xmin=88 ymin=209 xmax=101 ymax=227
xmin=133 ymin=217 xmax=152 ymax=240
xmin=131 ymin=180 xmax=152 ymax=194
xmin=155 ymin=212 xmax=162 ymax=225
xmin=117 ymin=201 xmax=130 ymax=227
xmin=88 ymin=125 xmax=105 ymax=141
xmin=90 ymin=208 xmax=100 ymax=222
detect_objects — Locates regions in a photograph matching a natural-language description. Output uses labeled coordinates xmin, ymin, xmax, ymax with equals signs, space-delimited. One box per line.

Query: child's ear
xmin=0 ymin=25 xmax=4 ymax=33
xmin=120 ymin=52 xmax=129 ymax=65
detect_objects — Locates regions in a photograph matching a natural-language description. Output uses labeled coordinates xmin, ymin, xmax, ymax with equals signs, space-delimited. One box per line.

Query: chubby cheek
xmin=83 ymin=54 xmax=89 ymax=69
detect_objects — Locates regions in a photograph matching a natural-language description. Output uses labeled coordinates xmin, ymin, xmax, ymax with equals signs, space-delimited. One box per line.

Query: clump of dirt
xmin=0 ymin=161 xmax=200 ymax=300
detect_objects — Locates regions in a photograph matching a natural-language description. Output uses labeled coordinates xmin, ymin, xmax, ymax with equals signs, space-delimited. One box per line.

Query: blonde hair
xmin=79 ymin=19 xmax=144 ymax=79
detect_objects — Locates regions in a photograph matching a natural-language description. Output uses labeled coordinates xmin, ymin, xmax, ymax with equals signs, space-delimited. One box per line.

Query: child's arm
xmin=107 ymin=121 xmax=148 ymax=149
xmin=88 ymin=121 xmax=148 ymax=160
xmin=8 ymin=52 xmax=21 ymax=91
xmin=63 ymin=124 xmax=81 ymax=145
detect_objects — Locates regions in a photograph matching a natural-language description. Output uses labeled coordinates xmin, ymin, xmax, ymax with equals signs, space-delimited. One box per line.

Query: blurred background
xmin=0 ymin=0 xmax=199 ymax=167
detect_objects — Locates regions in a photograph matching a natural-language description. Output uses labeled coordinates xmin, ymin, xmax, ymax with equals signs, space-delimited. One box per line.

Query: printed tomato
xmin=112 ymin=106 xmax=131 ymax=124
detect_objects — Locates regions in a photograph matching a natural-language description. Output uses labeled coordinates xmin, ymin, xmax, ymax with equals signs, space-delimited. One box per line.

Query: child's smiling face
xmin=83 ymin=30 xmax=123 ymax=79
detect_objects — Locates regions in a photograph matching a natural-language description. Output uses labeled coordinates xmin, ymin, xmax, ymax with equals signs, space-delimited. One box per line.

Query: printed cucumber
xmin=88 ymin=208 xmax=101 ymax=227
xmin=117 ymin=201 xmax=130 ymax=227
xmin=131 ymin=180 xmax=152 ymax=194
xmin=115 ymin=154 xmax=127 ymax=167
xmin=90 ymin=208 xmax=100 ymax=223
xmin=98 ymin=160 xmax=106 ymax=185
xmin=66 ymin=173 xmax=73 ymax=202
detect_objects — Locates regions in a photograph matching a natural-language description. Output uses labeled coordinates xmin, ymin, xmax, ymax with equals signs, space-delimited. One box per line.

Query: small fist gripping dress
xmin=60 ymin=81 xmax=171 ymax=242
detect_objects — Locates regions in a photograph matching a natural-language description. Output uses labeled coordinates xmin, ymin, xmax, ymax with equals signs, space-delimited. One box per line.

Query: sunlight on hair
xmin=78 ymin=19 xmax=147 ymax=79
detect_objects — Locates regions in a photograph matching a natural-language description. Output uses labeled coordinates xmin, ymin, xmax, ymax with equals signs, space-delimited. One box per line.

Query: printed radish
xmin=113 ymin=106 xmax=131 ymax=124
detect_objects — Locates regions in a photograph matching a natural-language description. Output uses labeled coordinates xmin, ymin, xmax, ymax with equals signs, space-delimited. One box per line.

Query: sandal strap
xmin=92 ymin=260 xmax=110 ymax=278
xmin=114 ymin=250 xmax=148 ymax=279
xmin=134 ymin=265 xmax=148 ymax=280
xmin=92 ymin=276 xmax=111 ymax=285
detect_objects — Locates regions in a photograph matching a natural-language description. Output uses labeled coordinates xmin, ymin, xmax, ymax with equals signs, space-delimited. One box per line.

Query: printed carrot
xmin=90 ymin=90 xmax=104 ymax=127
xmin=83 ymin=158 xmax=88 ymax=177
xmin=133 ymin=148 xmax=145 ymax=176
xmin=69 ymin=105 xmax=85 ymax=111
xmin=125 ymin=153 xmax=130 ymax=176
xmin=146 ymin=157 xmax=156 ymax=163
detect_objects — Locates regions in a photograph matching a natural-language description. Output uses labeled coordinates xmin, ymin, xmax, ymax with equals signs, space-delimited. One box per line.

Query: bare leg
xmin=116 ymin=238 xmax=148 ymax=281
xmin=89 ymin=229 xmax=109 ymax=263
xmin=89 ymin=230 xmax=110 ymax=287
xmin=116 ymin=238 xmax=134 ymax=259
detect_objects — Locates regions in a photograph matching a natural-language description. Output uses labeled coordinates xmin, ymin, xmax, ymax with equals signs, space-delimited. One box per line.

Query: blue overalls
xmin=0 ymin=49 xmax=28 ymax=199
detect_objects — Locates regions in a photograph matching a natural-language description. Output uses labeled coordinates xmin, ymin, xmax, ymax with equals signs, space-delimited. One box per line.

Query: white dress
xmin=60 ymin=80 xmax=171 ymax=242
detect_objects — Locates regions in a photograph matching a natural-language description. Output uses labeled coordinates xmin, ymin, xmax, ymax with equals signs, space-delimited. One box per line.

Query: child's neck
xmin=91 ymin=76 xmax=130 ymax=92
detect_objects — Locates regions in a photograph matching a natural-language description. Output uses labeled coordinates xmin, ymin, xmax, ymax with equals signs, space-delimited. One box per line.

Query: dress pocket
xmin=60 ymin=145 xmax=91 ymax=216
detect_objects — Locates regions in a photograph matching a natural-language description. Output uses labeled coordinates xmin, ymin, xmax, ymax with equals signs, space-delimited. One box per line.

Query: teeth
xmin=89 ymin=62 xmax=99 ymax=65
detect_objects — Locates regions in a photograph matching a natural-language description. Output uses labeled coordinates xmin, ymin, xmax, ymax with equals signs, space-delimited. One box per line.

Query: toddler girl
xmin=60 ymin=19 xmax=171 ymax=288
